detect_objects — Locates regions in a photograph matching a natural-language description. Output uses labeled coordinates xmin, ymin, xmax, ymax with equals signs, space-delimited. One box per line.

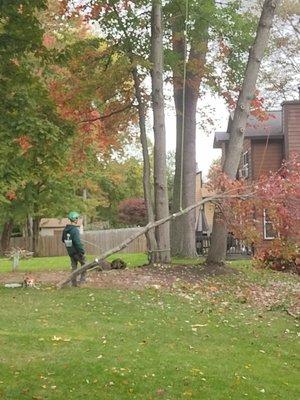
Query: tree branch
xmin=79 ymin=101 xmax=134 ymax=124
xmin=57 ymin=191 xmax=254 ymax=288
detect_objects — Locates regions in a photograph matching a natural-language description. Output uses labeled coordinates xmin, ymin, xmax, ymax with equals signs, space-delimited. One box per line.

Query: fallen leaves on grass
xmin=51 ymin=336 xmax=71 ymax=342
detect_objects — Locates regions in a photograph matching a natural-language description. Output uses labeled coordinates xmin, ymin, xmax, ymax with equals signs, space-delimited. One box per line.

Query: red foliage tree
xmin=207 ymin=155 xmax=300 ymax=272
xmin=118 ymin=198 xmax=147 ymax=226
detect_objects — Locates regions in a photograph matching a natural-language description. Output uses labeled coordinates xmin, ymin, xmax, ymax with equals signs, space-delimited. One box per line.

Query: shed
xmin=39 ymin=218 xmax=84 ymax=236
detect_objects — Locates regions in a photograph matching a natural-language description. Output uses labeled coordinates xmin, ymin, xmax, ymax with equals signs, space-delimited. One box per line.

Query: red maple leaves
xmin=14 ymin=135 xmax=32 ymax=154
xmin=207 ymin=155 xmax=300 ymax=246
xmin=6 ymin=190 xmax=17 ymax=201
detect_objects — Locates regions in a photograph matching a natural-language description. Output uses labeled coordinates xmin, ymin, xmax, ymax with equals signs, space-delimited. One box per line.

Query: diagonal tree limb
xmin=79 ymin=101 xmax=135 ymax=124
xmin=57 ymin=192 xmax=254 ymax=288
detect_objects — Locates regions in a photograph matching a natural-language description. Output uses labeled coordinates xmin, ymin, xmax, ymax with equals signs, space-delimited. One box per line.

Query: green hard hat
xmin=68 ymin=211 xmax=80 ymax=221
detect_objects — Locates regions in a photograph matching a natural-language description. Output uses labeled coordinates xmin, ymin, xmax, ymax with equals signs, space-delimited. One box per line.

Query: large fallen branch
xmin=58 ymin=192 xmax=253 ymax=288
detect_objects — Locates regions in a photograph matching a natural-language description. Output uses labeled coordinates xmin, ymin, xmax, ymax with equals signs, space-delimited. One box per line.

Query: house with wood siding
xmin=213 ymin=99 xmax=300 ymax=248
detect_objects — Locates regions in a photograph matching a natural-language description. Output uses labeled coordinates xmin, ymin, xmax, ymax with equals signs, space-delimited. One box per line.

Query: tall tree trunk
xmin=171 ymin=17 xmax=185 ymax=255
xmin=177 ymin=79 xmax=199 ymax=256
xmin=171 ymin=12 xmax=209 ymax=256
xmin=25 ymin=216 xmax=33 ymax=251
xmin=207 ymin=0 xmax=281 ymax=264
xmin=82 ymin=188 xmax=87 ymax=227
xmin=1 ymin=219 xmax=13 ymax=255
xmin=32 ymin=217 xmax=41 ymax=256
xmin=132 ymin=68 xmax=158 ymax=260
xmin=151 ymin=0 xmax=171 ymax=263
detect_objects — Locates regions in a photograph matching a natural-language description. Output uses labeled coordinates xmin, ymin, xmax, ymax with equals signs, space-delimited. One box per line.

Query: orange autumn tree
xmin=42 ymin=3 xmax=138 ymax=213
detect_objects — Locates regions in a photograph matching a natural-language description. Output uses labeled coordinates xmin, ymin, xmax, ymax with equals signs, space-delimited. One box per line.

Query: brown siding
xmin=282 ymin=101 xmax=300 ymax=245
xmin=282 ymin=101 xmax=300 ymax=158
xmin=251 ymin=139 xmax=283 ymax=179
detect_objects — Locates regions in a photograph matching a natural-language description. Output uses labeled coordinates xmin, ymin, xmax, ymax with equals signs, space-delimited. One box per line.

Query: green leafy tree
xmin=96 ymin=157 xmax=144 ymax=226
xmin=0 ymin=1 xmax=140 ymax=254
xmin=0 ymin=0 xmax=76 ymax=254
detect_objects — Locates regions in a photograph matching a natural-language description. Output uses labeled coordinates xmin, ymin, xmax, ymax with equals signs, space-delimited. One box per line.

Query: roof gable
xmin=214 ymin=110 xmax=283 ymax=148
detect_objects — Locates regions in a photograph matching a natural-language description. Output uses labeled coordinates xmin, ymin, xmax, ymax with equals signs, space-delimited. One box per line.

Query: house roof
xmin=40 ymin=218 xmax=83 ymax=229
xmin=214 ymin=110 xmax=283 ymax=148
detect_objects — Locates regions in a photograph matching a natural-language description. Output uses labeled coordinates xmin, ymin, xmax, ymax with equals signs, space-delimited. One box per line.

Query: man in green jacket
xmin=62 ymin=211 xmax=86 ymax=286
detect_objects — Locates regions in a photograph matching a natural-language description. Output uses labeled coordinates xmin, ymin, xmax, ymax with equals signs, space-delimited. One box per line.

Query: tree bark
xmin=82 ymin=188 xmax=88 ymax=227
xmin=1 ymin=219 xmax=13 ymax=255
xmin=171 ymin=13 xmax=209 ymax=257
xmin=32 ymin=217 xmax=41 ymax=256
xmin=24 ymin=216 xmax=33 ymax=251
xmin=151 ymin=0 xmax=171 ymax=263
xmin=207 ymin=0 xmax=281 ymax=264
xmin=132 ymin=68 xmax=158 ymax=260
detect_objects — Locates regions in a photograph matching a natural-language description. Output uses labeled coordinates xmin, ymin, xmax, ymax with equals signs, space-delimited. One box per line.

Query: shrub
xmin=253 ymin=239 xmax=299 ymax=274
xmin=118 ymin=198 xmax=147 ymax=226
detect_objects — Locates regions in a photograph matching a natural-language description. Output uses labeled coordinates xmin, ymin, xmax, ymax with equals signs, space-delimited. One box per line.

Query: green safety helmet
xmin=68 ymin=211 xmax=80 ymax=221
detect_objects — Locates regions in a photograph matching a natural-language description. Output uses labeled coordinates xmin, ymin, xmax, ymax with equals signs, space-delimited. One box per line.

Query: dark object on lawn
xmin=111 ymin=258 xmax=127 ymax=270
xmin=94 ymin=258 xmax=127 ymax=271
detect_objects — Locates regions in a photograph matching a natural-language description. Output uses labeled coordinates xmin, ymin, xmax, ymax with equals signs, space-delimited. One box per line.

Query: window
xmin=239 ymin=151 xmax=249 ymax=179
xmin=263 ymin=209 xmax=277 ymax=239
xmin=243 ymin=151 xmax=249 ymax=167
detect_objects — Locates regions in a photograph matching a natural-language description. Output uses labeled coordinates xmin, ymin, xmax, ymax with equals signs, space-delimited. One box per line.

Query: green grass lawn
xmin=0 ymin=253 xmax=148 ymax=273
xmin=0 ymin=253 xmax=206 ymax=273
xmin=0 ymin=255 xmax=299 ymax=399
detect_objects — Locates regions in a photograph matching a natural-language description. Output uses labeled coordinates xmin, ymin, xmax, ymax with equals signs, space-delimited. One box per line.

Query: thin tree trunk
xmin=151 ymin=0 xmax=171 ymax=263
xmin=1 ymin=219 xmax=13 ymax=255
xmin=24 ymin=216 xmax=33 ymax=251
xmin=207 ymin=0 xmax=281 ymax=264
xmin=171 ymin=17 xmax=185 ymax=254
xmin=82 ymin=188 xmax=87 ymax=227
xmin=32 ymin=217 xmax=41 ymax=256
xmin=132 ymin=68 xmax=158 ymax=260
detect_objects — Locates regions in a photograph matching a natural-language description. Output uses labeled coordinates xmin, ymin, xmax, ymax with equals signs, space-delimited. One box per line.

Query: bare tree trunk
xmin=178 ymin=79 xmax=199 ymax=256
xmin=171 ymin=17 xmax=185 ymax=254
xmin=24 ymin=216 xmax=33 ymax=251
xmin=151 ymin=0 xmax=171 ymax=263
xmin=132 ymin=68 xmax=158 ymax=260
xmin=207 ymin=0 xmax=281 ymax=264
xmin=1 ymin=219 xmax=13 ymax=255
xmin=171 ymin=12 xmax=209 ymax=257
xmin=32 ymin=217 xmax=41 ymax=256
xmin=82 ymin=188 xmax=87 ymax=228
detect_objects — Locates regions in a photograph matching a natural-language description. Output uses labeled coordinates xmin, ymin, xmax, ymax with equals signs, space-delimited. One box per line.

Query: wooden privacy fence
xmin=10 ymin=228 xmax=147 ymax=257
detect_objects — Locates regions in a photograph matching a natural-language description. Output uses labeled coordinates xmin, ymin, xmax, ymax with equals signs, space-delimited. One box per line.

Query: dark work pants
xmin=70 ymin=253 xmax=87 ymax=285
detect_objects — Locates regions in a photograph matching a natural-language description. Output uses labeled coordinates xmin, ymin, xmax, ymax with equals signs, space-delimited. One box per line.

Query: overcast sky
xmin=164 ymin=92 xmax=228 ymax=178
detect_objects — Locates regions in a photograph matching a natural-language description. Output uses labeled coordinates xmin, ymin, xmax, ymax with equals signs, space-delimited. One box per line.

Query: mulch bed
xmin=1 ymin=264 xmax=299 ymax=317
xmin=0 ymin=263 xmax=238 ymax=290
